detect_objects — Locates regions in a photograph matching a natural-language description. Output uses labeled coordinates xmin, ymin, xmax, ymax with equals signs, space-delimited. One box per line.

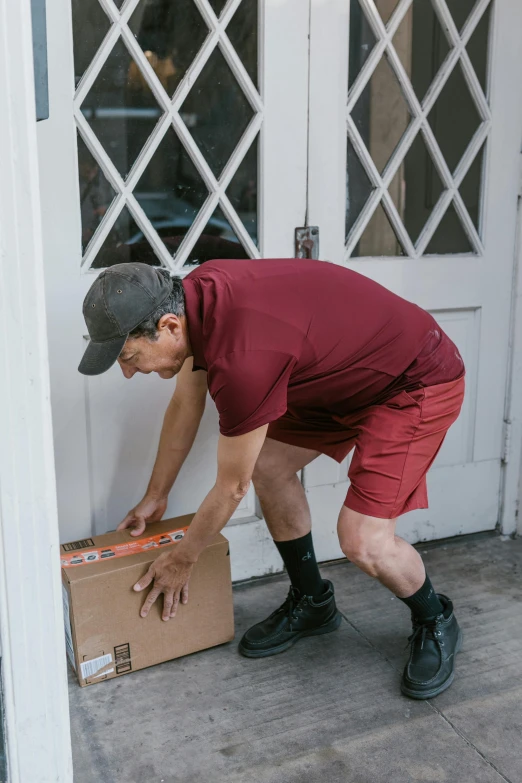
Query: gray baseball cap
xmin=78 ymin=263 xmax=173 ymax=376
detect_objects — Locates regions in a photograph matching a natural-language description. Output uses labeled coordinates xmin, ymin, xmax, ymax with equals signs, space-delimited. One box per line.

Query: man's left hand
xmin=134 ymin=550 xmax=194 ymax=621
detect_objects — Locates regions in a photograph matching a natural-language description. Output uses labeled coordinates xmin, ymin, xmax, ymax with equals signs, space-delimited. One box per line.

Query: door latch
xmin=295 ymin=226 xmax=319 ymax=259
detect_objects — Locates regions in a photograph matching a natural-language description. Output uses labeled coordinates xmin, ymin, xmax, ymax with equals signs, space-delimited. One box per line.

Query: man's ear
xmin=157 ymin=313 xmax=181 ymax=336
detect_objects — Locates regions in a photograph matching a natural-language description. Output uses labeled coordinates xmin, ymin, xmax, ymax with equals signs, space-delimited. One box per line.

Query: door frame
xmin=0 ymin=0 xmax=73 ymax=780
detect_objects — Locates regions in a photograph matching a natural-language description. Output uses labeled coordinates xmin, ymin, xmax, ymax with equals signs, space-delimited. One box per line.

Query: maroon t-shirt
xmin=182 ymin=259 xmax=464 ymax=437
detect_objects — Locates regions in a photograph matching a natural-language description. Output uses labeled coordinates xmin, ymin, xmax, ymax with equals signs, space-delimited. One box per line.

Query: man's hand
xmin=117 ymin=494 xmax=168 ymax=537
xmin=134 ymin=549 xmax=194 ymax=620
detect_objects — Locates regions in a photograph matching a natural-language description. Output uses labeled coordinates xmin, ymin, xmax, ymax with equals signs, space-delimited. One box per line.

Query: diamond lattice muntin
xmin=73 ymin=0 xmax=260 ymax=270
xmin=346 ymin=0 xmax=492 ymax=259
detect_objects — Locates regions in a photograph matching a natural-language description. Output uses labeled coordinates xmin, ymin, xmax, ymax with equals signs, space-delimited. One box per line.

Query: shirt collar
xmin=182 ymin=277 xmax=207 ymax=371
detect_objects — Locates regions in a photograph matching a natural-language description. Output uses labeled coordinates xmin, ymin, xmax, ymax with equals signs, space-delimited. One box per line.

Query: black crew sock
xmin=274 ymin=532 xmax=325 ymax=599
xmin=397 ymin=572 xmax=444 ymax=622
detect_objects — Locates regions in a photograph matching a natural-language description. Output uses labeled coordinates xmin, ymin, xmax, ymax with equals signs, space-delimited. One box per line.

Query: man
xmin=79 ymin=258 xmax=465 ymax=699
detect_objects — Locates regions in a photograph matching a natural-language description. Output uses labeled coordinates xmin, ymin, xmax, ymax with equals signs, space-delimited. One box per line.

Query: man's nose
xmin=121 ymin=364 xmax=137 ymax=379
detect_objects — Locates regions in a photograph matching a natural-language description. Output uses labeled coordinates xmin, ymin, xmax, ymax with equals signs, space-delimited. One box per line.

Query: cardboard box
xmin=61 ymin=514 xmax=234 ymax=687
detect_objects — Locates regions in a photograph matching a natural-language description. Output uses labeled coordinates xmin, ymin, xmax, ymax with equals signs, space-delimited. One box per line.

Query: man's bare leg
xmin=337 ymin=505 xmax=462 ymax=699
xmin=239 ymin=438 xmax=342 ymax=657
xmin=336 ymin=505 xmax=425 ymax=597
xmin=252 ymin=437 xmax=320 ymax=541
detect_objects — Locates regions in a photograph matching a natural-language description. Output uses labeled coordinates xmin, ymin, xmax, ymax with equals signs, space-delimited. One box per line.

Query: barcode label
xmin=114 ymin=643 xmax=132 ymax=674
xmin=63 ymin=538 xmax=95 ymax=552
xmin=62 ymin=583 xmax=76 ymax=671
xmin=80 ymin=654 xmax=113 ymax=680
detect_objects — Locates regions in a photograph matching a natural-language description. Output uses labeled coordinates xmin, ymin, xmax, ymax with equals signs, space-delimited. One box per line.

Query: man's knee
xmin=337 ymin=508 xmax=392 ymax=576
xmin=252 ymin=455 xmax=294 ymax=491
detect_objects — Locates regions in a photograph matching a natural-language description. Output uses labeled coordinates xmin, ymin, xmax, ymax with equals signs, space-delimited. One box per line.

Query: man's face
xmin=117 ymin=314 xmax=190 ymax=380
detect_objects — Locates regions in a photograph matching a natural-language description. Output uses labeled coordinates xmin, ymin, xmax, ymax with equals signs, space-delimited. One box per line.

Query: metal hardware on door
xmin=295 ymin=226 xmax=319 ymax=259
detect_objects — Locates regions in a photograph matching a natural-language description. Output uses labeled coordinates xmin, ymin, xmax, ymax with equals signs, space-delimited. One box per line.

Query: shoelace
xmin=406 ymin=615 xmax=444 ymax=651
xmin=271 ymin=588 xmax=309 ymax=627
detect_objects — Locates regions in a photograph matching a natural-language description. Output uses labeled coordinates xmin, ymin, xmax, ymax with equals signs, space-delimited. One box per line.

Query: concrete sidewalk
xmin=69 ymin=533 xmax=522 ymax=783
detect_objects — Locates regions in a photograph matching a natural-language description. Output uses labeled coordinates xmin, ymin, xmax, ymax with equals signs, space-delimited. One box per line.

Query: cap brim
xmin=78 ymin=335 xmax=127 ymax=376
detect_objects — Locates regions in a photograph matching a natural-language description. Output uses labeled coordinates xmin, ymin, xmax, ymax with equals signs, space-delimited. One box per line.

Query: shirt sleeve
xmin=207 ymin=350 xmax=297 ymax=437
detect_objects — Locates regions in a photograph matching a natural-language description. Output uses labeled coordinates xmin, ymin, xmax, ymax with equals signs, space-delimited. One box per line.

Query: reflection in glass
xmin=428 ymin=62 xmax=481 ymax=173
xmin=77 ymin=133 xmax=116 ymax=253
xmin=129 ymin=0 xmax=209 ymax=97
xmin=445 ymin=0 xmax=477 ymax=32
xmin=208 ymin=0 xmax=227 ymax=17
xmin=389 ymin=133 xmax=444 ymax=244
xmin=226 ymin=137 xmax=258 ymax=246
xmin=227 ymin=0 xmax=258 ymax=88
xmin=183 ymin=205 xmax=248 ymax=266
xmin=181 ymin=48 xmax=254 ymax=177
xmin=345 ymin=136 xmax=373 ymax=240
xmin=467 ymin=4 xmax=491 ymax=96
xmin=424 ymin=203 xmax=473 ymax=254
xmin=348 ymin=0 xmax=376 ymax=92
xmin=351 ymin=55 xmax=411 ymax=173
xmin=374 ymin=0 xmax=400 ymax=25
xmin=71 ymin=0 xmax=111 ymax=87
xmin=134 ymin=128 xmax=210 ymax=256
xmin=81 ymin=39 xmax=164 ymax=178
xmin=393 ymin=0 xmax=450 ymax=103
xmin=91 ymin=206 xmax=161 ymax=268
xmin=352 ymin=202 xmax=405 ymax=257
xmin=459 ymin=144 xmax=485 ymax=231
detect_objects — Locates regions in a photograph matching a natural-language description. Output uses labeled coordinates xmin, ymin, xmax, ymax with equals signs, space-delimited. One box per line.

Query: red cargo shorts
xmin=267 ymin=376 xmax=465 ymax=519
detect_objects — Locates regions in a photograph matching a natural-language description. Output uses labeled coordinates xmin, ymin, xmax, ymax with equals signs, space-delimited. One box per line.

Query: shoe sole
xmin=400 ymin=627 xmax=463 ymax=700
xmin=238 ymin=611 xmax=343 ymax=658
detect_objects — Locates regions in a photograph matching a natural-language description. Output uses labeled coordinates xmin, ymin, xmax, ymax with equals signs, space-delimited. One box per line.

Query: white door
xmin=304 ymin=0 xmax=522 ymax=560
xmin=37 ymin=0 xmax=311 ymax=579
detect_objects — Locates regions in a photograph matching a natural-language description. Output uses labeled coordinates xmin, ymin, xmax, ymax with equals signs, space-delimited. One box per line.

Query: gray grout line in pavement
xmin=338 ymin=609 xmax=515 ymax=783
xmin=426 ymin=702 xmax=514 ymax=783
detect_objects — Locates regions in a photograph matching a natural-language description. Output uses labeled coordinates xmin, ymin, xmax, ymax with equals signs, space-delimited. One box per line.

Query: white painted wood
xmin=41 ymin=0 xmax=310 ymax=580
xmin=306 ymin=0 xmax=522 ymax=558
xmin=0 ymin=0 xmax=73 ymax=778
xmin=500 ymin=154 xmax=522 ymax=536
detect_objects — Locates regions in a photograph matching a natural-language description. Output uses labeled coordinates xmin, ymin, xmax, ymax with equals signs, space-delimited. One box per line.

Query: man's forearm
xmin=147 ymin=394 xmax=205 ymax=498
xmin=175 ymin=484 xmax=242 ymax=563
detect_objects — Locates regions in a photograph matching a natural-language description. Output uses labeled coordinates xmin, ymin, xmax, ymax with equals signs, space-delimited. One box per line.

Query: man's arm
xmin=118 ymin=357 xmax=208 ymax=535
xmin=134 ymin=423 xmax=269 ymax=620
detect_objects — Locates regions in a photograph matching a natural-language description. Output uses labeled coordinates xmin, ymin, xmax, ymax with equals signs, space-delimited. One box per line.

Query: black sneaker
xmin=401 ymin=594 xmax=463 ymax=700
xmin=238 ymin=579 xmax=342 ymax=658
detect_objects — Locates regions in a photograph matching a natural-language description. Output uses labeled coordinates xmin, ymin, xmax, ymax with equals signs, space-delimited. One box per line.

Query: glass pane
xmin=183 ymin=205 xmax=249 ymax=266
xmin=91 ymin=206 xmax=162 ymax=268
xmin=389 ymin=133 xmax=444 ymax=244
xmin=424 ymin=203 xmax=473 ymax=254
xmin=71 ymin=0 xmax=111 ymax=87
xmin=81 ymin=39 xmax=164 ymax=178
xmin=134 ymin=128 xmax=210 ymax=256
xmin=348 ymin=0 xmax=377 ymax=92
xmin=374 ymin=0 xmax=400 ymax=25
xmin=77 ymin=133 xmax=117 ymax=253
xmin=345 ymin=136 xmax=373 ymax=240
xmin=181 ymin=48 xmax=254 ymax=177
xmin=446 ymin=0 xmax=477 ymax=32
xmin=226 ymin=137 xmax=258 ymax=246
xmin=459 ymin=143 xmax=485 ymax=232
xmin=427 ymin=62 xmax=481 ymax=174
xmin=208 ymin=0 xmax=227 ymax=17
xmin=351 ymin=55 xmax=411 ymax=173
xmin=227 ymin=0 xmax=258 ymax=88
xmin=393 ymin=0 xmax=451 ymax=103
xmin=129 ymin=0 xmax=209 ymax=97
xmin=351 ymin=202 xmax=405 ymax=257
xmin=467 ymin=4 xmax=491 ymax=96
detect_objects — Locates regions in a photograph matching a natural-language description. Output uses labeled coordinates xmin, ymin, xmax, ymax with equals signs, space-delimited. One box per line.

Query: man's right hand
xmin=117 ymin=495 xmax=168 ymax=537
